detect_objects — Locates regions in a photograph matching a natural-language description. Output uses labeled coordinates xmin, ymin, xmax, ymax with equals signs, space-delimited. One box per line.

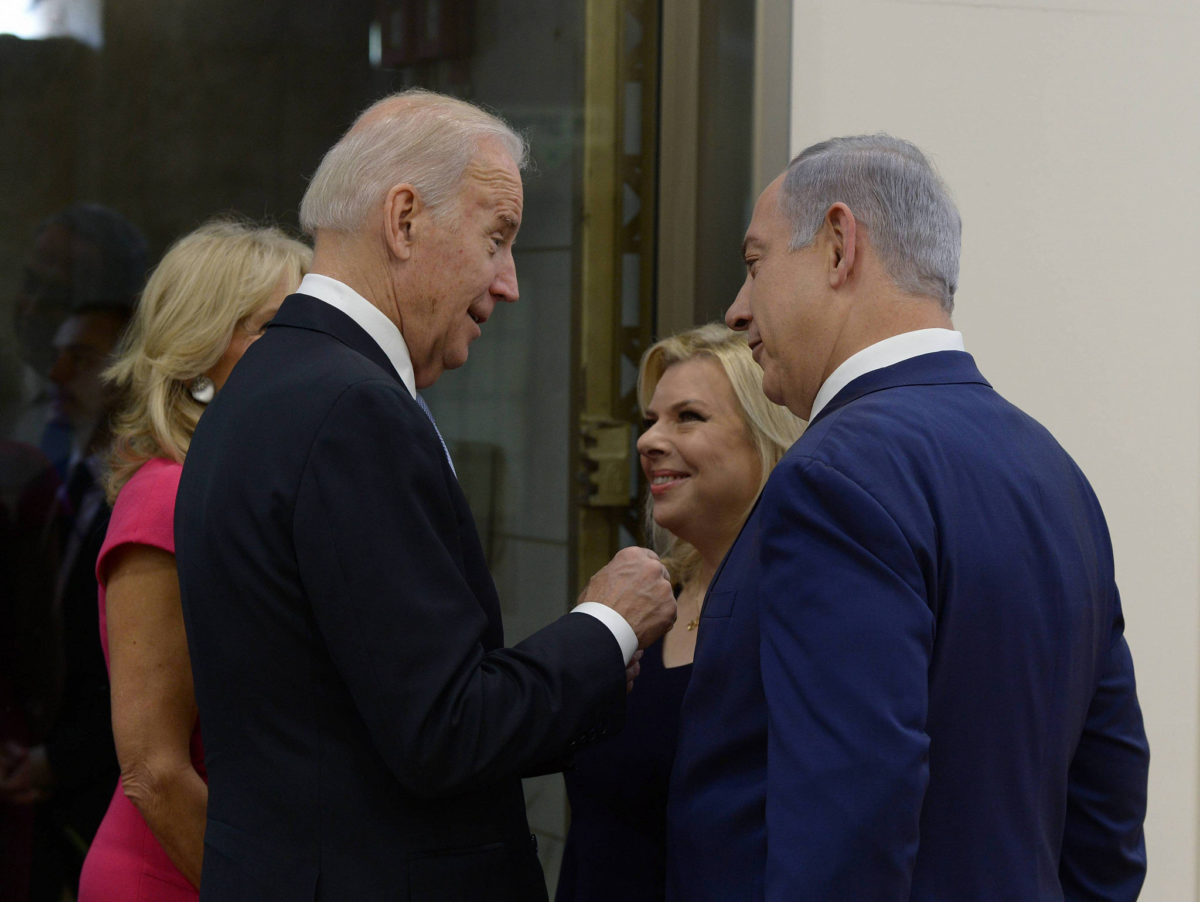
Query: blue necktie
xmin=414 ymin=393 xmax=455 ymax=476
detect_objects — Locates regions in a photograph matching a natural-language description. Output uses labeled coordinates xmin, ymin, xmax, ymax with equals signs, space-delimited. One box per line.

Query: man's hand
xmin=580 ymin=546 xmax=676 ymax=649
xmin=626 ymin=649 xmax=644 ymax=693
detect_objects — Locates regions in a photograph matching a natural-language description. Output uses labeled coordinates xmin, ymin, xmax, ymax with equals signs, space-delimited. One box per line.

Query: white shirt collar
xmin=809 ymin=328 xmax=965 ymax=421
xmin=296 ymin=273 xmax=417 ymax=399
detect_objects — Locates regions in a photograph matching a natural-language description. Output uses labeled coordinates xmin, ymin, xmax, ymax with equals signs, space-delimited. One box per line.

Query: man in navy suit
xmin=175 ymin=90 xmax=676 ymax=901
xmin=667 ymin=135 xmax=1149 ymax=901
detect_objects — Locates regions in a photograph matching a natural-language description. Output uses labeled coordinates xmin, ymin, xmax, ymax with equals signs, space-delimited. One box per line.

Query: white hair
xmin=781 ymin=134 xmax=961 ymax=312
xmin=299 ymin=88 xmax=529 ymax=235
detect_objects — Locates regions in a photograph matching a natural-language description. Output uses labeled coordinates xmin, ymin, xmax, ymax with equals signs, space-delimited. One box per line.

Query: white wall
xmin=787 ymin=1 xmax=1200 ymax=898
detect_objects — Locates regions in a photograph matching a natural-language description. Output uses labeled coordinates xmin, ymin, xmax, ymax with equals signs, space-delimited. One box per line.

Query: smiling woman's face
xmin=636 ymin=356 xmax=762 ymax=558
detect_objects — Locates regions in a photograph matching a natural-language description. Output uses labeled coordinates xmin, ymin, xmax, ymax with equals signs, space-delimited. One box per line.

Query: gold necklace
xmin=682 ymin=586 xmax=701 ymax=631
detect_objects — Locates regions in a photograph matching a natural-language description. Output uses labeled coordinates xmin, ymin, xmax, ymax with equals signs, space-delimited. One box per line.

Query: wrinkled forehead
xmin=460 ymin=146 xmax=524 ymax=220
xmin=463 ymin=144 xmax=522 ymax=191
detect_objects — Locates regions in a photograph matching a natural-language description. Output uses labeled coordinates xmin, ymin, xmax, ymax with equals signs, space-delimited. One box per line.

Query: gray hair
xmin=781 ymin=134 xmax=961 ymax=312
xmin=299 ymin=88 xmax=529 ymax=235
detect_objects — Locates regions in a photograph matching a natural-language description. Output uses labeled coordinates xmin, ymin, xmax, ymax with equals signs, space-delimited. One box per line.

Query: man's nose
xmin=492 ymin=254 xmax=519 ymax=303
xmin=726 ymin=282 xmax=752 ymax=331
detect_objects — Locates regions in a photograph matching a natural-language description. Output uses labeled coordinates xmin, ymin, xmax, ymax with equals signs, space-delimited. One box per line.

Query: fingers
xmin=581 ymin=546 xmax=676 ymax=650
xmin=625 ymin=649 xmax=644 ymax=694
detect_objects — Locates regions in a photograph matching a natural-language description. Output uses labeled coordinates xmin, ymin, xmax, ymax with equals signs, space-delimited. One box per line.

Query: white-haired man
xmin=667 ymin=135 xmax=1149 ymax=901
xmin=175 ymin=89 xmax=676 ymax=901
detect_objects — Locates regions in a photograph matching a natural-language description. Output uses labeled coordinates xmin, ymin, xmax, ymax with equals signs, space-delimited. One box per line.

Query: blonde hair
xmin=636 ymin=323 xmax=804 ymax=585
xmin=103 ymin=219 xmax=311 ymax=501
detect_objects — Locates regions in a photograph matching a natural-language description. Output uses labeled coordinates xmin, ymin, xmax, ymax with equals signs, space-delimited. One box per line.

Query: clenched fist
xmin=580 ymin=546 xmax=677 ymax=649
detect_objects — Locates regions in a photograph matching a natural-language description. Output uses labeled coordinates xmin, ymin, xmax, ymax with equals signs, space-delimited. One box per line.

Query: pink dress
xmin=77 ymin=458 xmax=203 ymax=901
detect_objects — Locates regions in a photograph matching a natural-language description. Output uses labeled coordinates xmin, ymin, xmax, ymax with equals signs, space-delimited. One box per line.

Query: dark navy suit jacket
xmin=175 ymin=294 xmax=625 ymax=901
xmin=667 ymin=351 xmax=1148 ymax=901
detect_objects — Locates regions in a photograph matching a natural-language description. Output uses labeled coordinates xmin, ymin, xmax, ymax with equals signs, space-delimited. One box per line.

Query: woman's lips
xmin=648 ymin=472 xmax=689 ymax=496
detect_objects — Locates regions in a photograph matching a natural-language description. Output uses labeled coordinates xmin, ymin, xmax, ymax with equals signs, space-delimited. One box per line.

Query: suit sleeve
xmin=292 ymin=380 xmax=626 ymax=797
xmin=758 ymin=456 xmax=932 ymax=901
xmin=1059 ymin=593 xmax=1149 ymax=902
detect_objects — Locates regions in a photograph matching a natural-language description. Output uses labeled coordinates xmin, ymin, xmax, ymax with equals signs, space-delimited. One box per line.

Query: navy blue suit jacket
xmin=175 ymin=294 xmax=626 ymax=901
xmin=667 ymin=351 xmax=1148 ymax=901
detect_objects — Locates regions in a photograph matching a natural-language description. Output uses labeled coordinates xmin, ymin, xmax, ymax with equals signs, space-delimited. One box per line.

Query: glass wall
xmin=0 ymin=1 xmax=764 ymax=896
xmin=0 ymin=1 xmax=635 ymax=896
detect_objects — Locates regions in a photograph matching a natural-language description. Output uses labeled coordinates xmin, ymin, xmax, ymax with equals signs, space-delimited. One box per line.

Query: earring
xmin=190 ymin=375 xmax=215 ymax=404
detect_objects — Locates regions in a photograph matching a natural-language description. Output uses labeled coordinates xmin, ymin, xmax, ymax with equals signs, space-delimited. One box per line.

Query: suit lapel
xmin=270 ymin=294 xmax=507 ymax=641
xmin=705 ymin=352 xmax=989 ymax=598
xmin=269 ymin=293 xmax=404 ymax=385
xmin=810 ymin=350 xmax=990 ymax=427
xmin=706 ymin=491 xmax=763 ymax=595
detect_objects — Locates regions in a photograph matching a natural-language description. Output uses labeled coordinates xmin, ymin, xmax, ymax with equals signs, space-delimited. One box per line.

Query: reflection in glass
xmin=0 ymin=0 xmax=103 ymax=49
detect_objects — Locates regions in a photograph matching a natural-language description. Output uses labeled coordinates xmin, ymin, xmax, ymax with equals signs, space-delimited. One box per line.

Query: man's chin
xmin=445 ymin=344 xmax=473 ymax=370
xmin=413 ymin=363 xmax=443 ymax=390
xmin=761 ymin=375 xmax=808 ymax=420
xmin=413 ymin=354 xmax=469 ymax=389
xmin=761 ymin=374 xmax=785 ymax=408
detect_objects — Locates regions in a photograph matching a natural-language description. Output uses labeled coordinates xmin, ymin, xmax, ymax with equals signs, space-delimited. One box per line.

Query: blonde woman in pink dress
xmin=77 ymin=220 xmax=309 ymax=900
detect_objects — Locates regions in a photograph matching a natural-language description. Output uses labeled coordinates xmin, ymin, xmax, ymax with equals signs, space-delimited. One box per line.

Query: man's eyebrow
xmin=497 ymin=214 xmax=520 ymax=233
xmin=742 ymin=235 xmax=762 ymax=259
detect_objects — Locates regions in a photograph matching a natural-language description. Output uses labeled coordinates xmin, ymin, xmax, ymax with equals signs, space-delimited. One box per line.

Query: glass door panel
xmin=0 ymin=1 xmax=659 ymax=895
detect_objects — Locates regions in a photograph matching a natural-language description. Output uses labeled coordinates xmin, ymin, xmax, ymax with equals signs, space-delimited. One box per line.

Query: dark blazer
xmin=667 ymin=351 xmax=1149 ymax=902
xmin=175 ymin=294 xmax=626 ymax=901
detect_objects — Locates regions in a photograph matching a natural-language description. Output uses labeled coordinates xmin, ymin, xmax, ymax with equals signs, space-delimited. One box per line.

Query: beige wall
xmin=786 ymin=1 xmax=1200 ymax=898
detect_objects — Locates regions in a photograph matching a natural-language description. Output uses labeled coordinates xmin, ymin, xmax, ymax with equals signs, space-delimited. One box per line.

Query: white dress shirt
xmin=298 ymin=273 xmax=417 ymax=398
xmin=294 ymin=273 xmax=639 ymax=664
xmin=809 ymin=328 xmax=966 ymax=422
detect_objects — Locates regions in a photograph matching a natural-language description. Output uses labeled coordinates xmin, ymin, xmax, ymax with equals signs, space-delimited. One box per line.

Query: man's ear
xmin=383 ymin=184 xmax=419 ymax=261
xmin=823 ymin=202 xmax=857 ymax=289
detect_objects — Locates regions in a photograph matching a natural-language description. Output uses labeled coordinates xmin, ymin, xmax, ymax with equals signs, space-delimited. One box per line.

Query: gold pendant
xmin=685 ymin=619 xmax=699 ymax=631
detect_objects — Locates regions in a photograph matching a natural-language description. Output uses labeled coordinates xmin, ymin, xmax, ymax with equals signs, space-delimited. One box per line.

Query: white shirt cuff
xmin=570 ymin=602 xmax=638 ymax=665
